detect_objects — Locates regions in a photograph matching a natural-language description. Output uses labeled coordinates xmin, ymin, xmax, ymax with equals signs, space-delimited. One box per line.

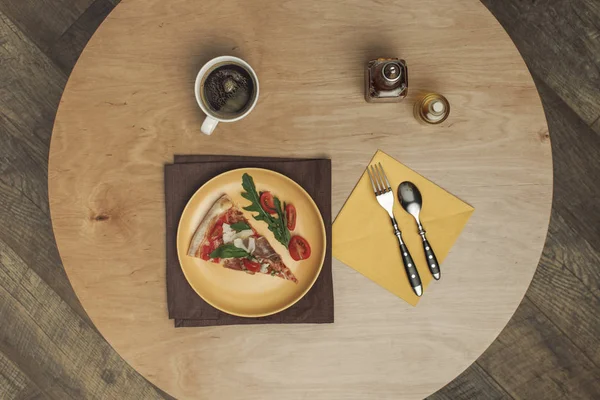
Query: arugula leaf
xmin=230 ymin=222 xmax=251 ymax=232
xmin=209 ymin=244 xmax=251 ymax=259
xmin=241 ymin=173 xmax=291 ymax=247
xmin=273 ymin=197 xmax=291 ymax=245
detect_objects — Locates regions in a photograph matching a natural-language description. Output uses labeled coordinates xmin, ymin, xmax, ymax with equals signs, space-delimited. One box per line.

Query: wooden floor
xmin=0 ymin=0 xmax=598 ymax=398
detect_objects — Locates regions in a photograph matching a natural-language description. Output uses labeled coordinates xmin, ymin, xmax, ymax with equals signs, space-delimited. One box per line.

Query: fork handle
xmin=392 ymin=218 xmax=423 ymax=296
xmin=419 ymin=228 xmax=441 ymax=280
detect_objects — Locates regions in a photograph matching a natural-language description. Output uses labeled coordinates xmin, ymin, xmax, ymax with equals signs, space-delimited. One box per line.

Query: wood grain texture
xmin=536 ymin=78 xmax=600 ymax=249
xmin=543 ymin=211 xmax=600 ymax=299
xmin=0 ymin=237 xmax=164 ymax=400
xmin=591 ymin=115 xmax=600 ymax=134
xmin=467 ymin=53 xmax=600 ymax=400
xmin=1 ymin=5 xmax=162 ymax=399
xmin=0 ymin=0 xmax=95 ymax=51
xmin=0 ymin=13 xmax=85 ymax=318
xmin=0 ymin=352 xmax=45 ymax=400
xmin=481 ymin=0 xmax=600 ymax=127
xmin=47 ymin=0 xmax=552 ymax=398
xmin=523 ymin=80 xmax=600 ymax=367
xmin=0 ymin=0 xmax=599 ymax=398
xmin=530 ymin=235 xmax=600 ymax=366
xmin=477 ymin=297 xmax=600 ymax=400
xmin=0 ymin=12 xmax=66 ymax=214
xmin=49 ymin=0 xmax=116 ymax=74
xmin=427 ymin=363 xmax=512 ymax=400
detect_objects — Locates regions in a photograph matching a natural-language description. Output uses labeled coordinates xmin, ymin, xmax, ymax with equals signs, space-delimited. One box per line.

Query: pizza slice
xmin=188 ymin=194 xmax=298 ymax=283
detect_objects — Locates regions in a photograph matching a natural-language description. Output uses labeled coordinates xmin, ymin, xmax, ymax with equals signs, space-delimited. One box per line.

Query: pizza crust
xmin=188 ymin=194 xmax=233 ymax=257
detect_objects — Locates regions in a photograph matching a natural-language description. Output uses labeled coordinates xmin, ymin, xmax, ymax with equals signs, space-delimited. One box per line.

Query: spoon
xmin=398 ymin=182 xmax=441 ymax=280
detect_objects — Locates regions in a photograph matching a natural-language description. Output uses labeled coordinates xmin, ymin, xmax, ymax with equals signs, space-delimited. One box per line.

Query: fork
xmin=367 ymin=163 xmax=423 ymax=297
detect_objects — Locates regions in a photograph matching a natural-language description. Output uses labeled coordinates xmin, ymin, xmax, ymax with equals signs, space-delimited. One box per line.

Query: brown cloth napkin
xmin=165 ymin=155 xmax=333 ymax=327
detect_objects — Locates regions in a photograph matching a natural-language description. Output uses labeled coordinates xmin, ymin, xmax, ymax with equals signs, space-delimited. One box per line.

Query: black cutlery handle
xmin=391 ymin=217 xmax=422 ymax=296
xmin=399 ymin=241 xmax=422 ymax=294
xmin=420 ymin=230 xmax=440 ymax=280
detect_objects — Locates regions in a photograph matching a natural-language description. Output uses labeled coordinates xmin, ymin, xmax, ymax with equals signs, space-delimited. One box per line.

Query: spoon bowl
xmin=398 ymin=182 xmax=423 ymax=222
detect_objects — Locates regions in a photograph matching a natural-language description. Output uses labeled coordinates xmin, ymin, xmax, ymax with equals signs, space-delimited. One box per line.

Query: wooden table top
xmin=48 ymin=0 xmax=553 ymax=398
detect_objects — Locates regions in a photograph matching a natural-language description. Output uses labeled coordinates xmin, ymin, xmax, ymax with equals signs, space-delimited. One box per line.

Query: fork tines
xmin=367 ymin=163 xmax=392 ymax=195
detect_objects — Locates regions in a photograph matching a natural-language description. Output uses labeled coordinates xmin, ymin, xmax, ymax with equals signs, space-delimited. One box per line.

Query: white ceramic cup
xmin=194 ymin=56 xmax=259 ymax=135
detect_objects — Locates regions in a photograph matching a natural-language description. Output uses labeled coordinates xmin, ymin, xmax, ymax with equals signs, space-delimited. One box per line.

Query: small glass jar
xmin=414 ymin=93 xmax=450 ymax=124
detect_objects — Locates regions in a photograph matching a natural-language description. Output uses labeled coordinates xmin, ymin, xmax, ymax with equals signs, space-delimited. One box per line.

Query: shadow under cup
xmin=199 ymin=61 xmax=258 ymax=121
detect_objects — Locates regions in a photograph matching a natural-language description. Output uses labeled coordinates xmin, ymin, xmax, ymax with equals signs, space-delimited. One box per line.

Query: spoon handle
xmin=420 ymin=230 xmax=441 ymax=280
xmin=394 ymin=229 xmax=423 ymax=297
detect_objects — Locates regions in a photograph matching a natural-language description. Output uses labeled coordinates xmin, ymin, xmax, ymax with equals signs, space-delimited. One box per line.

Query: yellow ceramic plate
xmin=177 ymin=168 xmax=327 ymax=317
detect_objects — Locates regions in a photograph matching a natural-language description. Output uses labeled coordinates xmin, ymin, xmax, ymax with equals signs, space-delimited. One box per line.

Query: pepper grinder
xmin=365 ymin=58 xmax=408 ymax=103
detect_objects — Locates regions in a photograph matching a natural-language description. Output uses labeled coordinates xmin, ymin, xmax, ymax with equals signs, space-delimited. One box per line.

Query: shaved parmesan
xmin=223 ymin=223 xmax=253 ymax=244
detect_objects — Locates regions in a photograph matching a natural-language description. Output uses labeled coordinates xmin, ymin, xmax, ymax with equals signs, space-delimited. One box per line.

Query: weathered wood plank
xmin=0 ymin=11 xmax=66 ymax=146
xmin=0 ymin=352 xmax=45 ymax=400
xmin=49 ymin=0 xmax=116 ymax=74
xmin=0 ymin=13 xmax=89 ymax=319
xmin=534 ymin=78 xmax=600 ymax=286
xmin=528 ymin=221 xmax=600 ymax=366
xmin=0 ymin=0 xmax=95 ymax=51
xmin=591 ymin=116 xmax=600 ymax=134
xmin=0 ymin=237 xmax=165 ymax=400
xmin=542 ymin=210 xmax=600 ymax=299
xmin=481 ymin=0 xmax=600 ymax=126
xmin=543 ymin=112 xmax=600 ymax=250
xmin=0 ymin=177 xmax=88 ymax=323
xmin=0 ymin=132 xmax=51 ymax=216
xmin=477 ymin=297 xmax=600 ymax=400
xmin=0 ymin=12 xmax=66 ymax=214
xmin=428 ymin=363 xmax=513 ymax=400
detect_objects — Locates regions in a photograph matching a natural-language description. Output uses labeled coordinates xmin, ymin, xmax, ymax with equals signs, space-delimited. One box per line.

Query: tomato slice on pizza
xmin=188 ymin=195 xmax=298 ymax=283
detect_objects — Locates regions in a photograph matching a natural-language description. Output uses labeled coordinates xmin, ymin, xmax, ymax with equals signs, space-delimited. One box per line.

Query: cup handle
xmin=201 ymin=116 xmax=218 ymax=135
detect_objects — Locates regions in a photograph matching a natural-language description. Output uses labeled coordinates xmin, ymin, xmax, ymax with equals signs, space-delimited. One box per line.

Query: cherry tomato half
xmin=259 ymin=192 xmax=277 ymax=214
xmin=289 ymin=235 xmax=311 ymax=261
xmin=285 ymin=204 xmax=297 ymax=231
xmin=242 ymin=259 xmax=262 ymax=273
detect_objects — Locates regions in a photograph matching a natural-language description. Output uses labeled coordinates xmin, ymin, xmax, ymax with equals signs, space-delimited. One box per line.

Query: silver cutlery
xmin=398 ymin=181 xmax=440 ymax=280
xmin=367 ymin=163 xmax=423 ymax=297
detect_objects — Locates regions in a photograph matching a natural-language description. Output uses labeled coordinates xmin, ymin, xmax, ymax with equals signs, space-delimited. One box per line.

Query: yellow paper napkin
xmin=333 ymin=150 xmax=474 ymax=306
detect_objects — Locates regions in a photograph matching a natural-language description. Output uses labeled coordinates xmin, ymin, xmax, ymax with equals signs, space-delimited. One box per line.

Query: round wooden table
xmin=48 ymin=0 xmax=553 ymax=398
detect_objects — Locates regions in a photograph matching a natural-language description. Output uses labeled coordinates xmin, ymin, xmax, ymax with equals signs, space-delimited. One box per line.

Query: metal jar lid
xmin=381 ymin=62 xmax=402 ymax=83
